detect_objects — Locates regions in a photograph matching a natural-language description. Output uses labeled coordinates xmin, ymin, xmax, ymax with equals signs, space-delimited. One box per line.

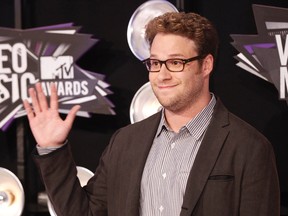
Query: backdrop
xmin=0 ymin=0 xmax=287 ymax=215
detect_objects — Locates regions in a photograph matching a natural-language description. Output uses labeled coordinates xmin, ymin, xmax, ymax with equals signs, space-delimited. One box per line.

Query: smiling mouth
xmin=158 ymin=84 xmax=177 ymax=89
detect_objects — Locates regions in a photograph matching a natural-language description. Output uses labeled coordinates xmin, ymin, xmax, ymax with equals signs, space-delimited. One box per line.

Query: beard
xmin=152 ymin=81 xmax=204 ymax=113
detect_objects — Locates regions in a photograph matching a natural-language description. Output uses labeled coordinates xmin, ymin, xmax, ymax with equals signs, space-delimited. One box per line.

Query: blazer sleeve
xmin=32 ymin=113 xmax=161 ymax=216
xmin=32 ymin=131 xmax=118 ymax=216
xmin=239 ymin=134 xmax=280 ymax=215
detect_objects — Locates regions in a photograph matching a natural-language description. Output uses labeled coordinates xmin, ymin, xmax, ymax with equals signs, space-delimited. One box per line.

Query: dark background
xmin=0 ymin=0 xmax=287 ymax=215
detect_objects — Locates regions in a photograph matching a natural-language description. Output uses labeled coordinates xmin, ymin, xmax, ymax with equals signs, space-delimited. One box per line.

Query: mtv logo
xmin=40 ymin=56 xmax=74 ymax=79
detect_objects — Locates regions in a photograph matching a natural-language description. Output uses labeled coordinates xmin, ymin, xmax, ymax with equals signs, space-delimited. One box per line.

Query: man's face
xmin=148 ymin=33 xmax=211 ymax=113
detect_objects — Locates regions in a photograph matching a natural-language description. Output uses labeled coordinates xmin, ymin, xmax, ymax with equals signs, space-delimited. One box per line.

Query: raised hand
xmin=23 ymin=82 xmax=81 ymax=147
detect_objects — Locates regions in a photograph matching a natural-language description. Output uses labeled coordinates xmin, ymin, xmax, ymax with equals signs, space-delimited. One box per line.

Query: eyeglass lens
xmin=146 ymin=59 xmax=184 ymax=72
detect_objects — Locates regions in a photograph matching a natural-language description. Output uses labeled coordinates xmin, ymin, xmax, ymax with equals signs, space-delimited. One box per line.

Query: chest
xmin=140 ymin=130 xmax=203 ymax=215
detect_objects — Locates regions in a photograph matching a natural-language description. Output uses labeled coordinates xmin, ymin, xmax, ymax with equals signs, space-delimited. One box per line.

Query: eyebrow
xmin=149 ymin=54 xmax=187 ymax=59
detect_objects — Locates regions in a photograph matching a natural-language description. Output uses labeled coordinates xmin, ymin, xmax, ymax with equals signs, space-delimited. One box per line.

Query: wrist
xmin=36 ymin=140 xmax=68 ymax=155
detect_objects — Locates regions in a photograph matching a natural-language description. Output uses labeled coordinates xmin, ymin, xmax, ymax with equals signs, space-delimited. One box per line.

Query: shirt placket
xmin=158 ymin=131 xmax=181 ymax=215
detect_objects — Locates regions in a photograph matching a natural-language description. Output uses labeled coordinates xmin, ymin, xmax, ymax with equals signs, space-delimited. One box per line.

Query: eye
xmin=170 ymin=59 xmax=183 ymax=66
xmin=150 ymin=60 xmax=160 ymax=66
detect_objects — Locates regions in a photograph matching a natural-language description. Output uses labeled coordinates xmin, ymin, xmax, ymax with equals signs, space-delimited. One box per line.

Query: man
xmin=23 ymin=12 xmax=280 ymax=216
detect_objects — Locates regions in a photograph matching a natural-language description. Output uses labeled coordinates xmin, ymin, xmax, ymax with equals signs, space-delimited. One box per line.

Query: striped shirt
xmin=140 ymin=95 xmax=216 ymax=216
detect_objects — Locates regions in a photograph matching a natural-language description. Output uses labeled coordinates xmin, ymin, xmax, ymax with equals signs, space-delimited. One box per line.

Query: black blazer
xmin=33 ymin=99 xmax=280 ymax=216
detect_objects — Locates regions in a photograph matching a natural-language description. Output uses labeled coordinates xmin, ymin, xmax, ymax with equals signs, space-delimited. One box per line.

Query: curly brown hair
xmin=145 ymin=12 xmax=219 ymax=61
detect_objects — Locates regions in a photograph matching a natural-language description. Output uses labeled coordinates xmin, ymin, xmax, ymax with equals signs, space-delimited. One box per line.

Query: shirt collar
xmin=156 ymin=94 xmax=216 ymax=139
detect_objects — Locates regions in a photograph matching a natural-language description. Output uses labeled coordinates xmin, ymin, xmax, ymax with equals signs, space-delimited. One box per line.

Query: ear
xmin=202 ymin=54 xmax=214 ymax=76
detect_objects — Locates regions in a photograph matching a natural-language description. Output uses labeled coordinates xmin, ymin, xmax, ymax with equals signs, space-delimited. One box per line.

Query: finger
xmin=64 ymin=105 xmax=81 ymax=127
xmin=28 ymin=86 xmax=41 ymax=113
xmin=23 ymin=99 xmax=34 ymax=120
xmin=50 ymin=82 xmax=59 ymax=111
xmin=35 ymin=82 xmax=48 ymax=111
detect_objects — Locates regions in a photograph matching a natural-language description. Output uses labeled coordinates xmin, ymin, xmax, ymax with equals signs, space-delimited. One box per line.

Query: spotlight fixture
xmin=127 ymin=0 xmax=178 ymax=60
xmin=130 ymin=82 xmax=162 ymax=123
xmin=128 ymin=0 xmax=177 ymax=123
xmin=0 ymin=167 xmax=25 ymax=216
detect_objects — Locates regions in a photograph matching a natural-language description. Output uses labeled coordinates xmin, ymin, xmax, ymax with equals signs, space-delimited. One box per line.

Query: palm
xmin=23 ymin=83 xmax=80 ymax=147
xmin=28 ymin=109 xmax=69 ymax=146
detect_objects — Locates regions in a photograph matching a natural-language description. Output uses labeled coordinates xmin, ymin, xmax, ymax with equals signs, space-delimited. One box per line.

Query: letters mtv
xmin=40 ymin=56 xmax=74 ymax=79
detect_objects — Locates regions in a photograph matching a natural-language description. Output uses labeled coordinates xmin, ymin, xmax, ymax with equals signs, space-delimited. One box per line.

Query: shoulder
xmin=119 ymin=111 xmax=161 ymax=133
xmin=109 ymin=111 xmax=162 ymax=143
xmin=210 ymin=99 xmax=276 ymax=168
xmin=212 ymin=98 xmax=271 ymax=148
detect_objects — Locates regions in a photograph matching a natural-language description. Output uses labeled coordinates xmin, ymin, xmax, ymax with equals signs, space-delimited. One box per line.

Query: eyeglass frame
xmin=142 ymin=55 xmax=205 ymax=72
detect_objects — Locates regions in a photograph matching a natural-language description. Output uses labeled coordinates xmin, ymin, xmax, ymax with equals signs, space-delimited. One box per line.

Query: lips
xmin=157 ymin=84 xmax=177 ymax=89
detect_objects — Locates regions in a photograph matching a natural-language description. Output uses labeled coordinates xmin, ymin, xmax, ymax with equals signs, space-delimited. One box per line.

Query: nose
xmin=157 ymin=63 xmax=172 ymax=80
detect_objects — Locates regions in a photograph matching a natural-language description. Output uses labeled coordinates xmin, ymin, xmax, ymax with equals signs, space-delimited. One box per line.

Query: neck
xmin=164 ymin=93 xmax=212 ymax=132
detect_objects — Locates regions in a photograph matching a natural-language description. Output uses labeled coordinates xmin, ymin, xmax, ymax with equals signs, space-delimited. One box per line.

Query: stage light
xmin=0 ymin=167 xmax=25 ymax=216
xmin=130 ymin=82 xmax=162 ymax=123
xmin=127 ymin=0 xmax=178 ymax=60
xmin=127 ymin=0 xmax=178 ymax=123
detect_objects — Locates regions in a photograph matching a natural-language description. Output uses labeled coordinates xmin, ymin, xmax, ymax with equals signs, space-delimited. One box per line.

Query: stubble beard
xmin=154 ymin=87 xmax=203 ymax=113
xmin=153 ymin=78 xmax=204 ymax=114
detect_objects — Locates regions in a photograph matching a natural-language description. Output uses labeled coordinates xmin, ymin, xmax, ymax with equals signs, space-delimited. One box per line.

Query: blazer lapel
xmin=180 ymin=100 xmax=230 ymax=216
xmin=125 ymin=112 xmax=162 ymax=216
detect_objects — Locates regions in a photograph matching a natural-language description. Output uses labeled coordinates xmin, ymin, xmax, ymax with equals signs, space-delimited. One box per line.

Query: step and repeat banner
xmin=0 ymin=23 xmax=115 ymax=131
xmin=0 ymin=1 xmax=287 ymax=215
xmin=232 ymin=5 xmax=288 ymax=104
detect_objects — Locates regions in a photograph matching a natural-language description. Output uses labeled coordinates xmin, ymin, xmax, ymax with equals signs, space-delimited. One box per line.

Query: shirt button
xmin=162 ymin=173 xmax=167 ymax=179
xmin=159 ymin=205 xmax=164 ymax=212
xmin=171 ymin=142 xmax=175 ymax=149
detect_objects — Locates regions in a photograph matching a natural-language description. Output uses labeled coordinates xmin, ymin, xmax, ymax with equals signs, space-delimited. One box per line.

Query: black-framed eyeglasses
xmin=142 ymin=55 xmax=204 ymax=72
